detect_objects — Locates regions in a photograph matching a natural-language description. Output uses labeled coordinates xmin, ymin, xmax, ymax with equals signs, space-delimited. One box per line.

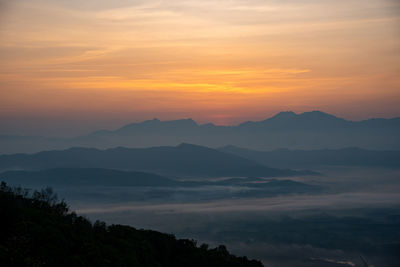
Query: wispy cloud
xmin=0 ymin=0 xmax=399 ymax=131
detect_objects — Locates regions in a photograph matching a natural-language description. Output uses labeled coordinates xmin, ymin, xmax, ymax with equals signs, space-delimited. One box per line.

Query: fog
xmin=25 ymin=167 xmax=397 ymax=267
xmin=2 ymin=163 xmax=399 ymax=266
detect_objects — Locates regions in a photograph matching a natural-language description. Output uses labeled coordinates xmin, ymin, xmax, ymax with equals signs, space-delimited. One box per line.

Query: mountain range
xmin=0 ymin=143 xmax=314 ymax=178
xmin=1 ymin=111 xmax=399 ymax=154
xmin=0 ymin=168 xmax=319 ymax=194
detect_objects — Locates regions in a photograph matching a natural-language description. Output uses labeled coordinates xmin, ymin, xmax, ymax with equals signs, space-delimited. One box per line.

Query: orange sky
xmin=0 ymin=0 xmax=399 ymax=135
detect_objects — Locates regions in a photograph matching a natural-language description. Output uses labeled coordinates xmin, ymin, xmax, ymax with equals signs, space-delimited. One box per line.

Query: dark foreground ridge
xmin=0 ymin=182 xmax=263 ymax=267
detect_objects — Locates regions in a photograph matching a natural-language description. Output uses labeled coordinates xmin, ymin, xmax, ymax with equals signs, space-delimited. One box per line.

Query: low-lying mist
xmin=7 ymin=167 xmax=396 ymax=267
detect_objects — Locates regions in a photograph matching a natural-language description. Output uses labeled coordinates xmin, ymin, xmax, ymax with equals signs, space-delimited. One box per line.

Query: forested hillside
xmin=0 ymin=182 xmax=263 ymax=267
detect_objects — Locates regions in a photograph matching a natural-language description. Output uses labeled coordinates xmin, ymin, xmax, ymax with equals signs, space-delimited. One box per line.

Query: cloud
xmin=1 ymin=0 xmax=400 ymax=133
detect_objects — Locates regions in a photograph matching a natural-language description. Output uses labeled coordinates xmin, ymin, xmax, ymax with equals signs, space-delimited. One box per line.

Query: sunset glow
xmin=1 ymin=0 xmax=399 ymax=135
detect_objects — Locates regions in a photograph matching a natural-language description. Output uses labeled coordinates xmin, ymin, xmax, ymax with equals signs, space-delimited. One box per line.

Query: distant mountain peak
xmin=177 ymin=142 xmax=210 ymax=150
xmin=143 ymin=118 xmax=160 ymax=124
xmin=270 ymin=111 xmax=297 ymax=119
xmin=114 ymin=118 xmax=198 ymax=133
xmin=146 ymin=118 xmax=197 ymax=125
xmin=177 ymin=142 xmax=195 ymax=147
xmin=269 ymin=110 xmax=340 ymax=120
xmin=299 ymin=110 xmax=339 ymax=119
xmin=172 ymin=118 xmax=197 ymax=123
xmin=113 ymin=111 xmax=352 ymax=134
xmin=277 ymin=111 xmax=296 ymax=116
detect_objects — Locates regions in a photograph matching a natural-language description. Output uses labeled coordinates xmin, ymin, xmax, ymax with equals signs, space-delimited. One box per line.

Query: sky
xmin=0 ymin=0 xmax=399 ymax=136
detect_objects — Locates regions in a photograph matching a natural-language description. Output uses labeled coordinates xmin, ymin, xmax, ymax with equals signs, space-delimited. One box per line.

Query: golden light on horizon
xmin=1 ymin=0 xmax=400 ymax=134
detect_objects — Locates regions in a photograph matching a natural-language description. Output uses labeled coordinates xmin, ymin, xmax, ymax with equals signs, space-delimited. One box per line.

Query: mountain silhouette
xmin=0 ymin=144 xmax=314 ymax=177
xmin=0 ymin=168 xmax=320 ymax=195
xmin=1 ymin=111 xmax=399 ymax=153
xmin=237 ymin=111 xmax=348 ymax=131
xmin=114 ymin=118 xmax=199 ymax=134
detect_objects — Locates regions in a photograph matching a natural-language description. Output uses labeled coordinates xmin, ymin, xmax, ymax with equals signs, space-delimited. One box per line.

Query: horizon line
xmin=1 ymin=110 xmax=399 ymax=138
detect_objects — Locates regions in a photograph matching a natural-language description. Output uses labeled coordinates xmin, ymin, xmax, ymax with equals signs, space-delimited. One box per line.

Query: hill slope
xmin=0 ymin=144 xmax=311 ymax=177
xmin=0 ymin=182 xmax=263 ymax=267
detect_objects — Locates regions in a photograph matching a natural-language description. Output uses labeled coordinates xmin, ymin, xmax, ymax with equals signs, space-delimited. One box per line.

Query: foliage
xmin=0 ymin=182 xmax=263 ymax=267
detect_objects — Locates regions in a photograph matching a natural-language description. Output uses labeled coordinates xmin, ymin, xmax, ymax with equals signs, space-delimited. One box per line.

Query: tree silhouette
xmin=0 ymin=182 xmax=264 ymax=267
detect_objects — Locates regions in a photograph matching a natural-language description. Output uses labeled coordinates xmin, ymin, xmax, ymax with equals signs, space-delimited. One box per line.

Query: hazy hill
xmin=112 ymin=118 xmax=199 ymax=135
xmin=218 ymin=146 xmax=400 ymax=169
xmin=0 ymin=168 xmax=179 ymax=187
xmin=0 ymin=168 xmax=319 ymax=190
xmin=0 ymin=144 xmax=311 ymax=177
xmin=0 ymin=183 xmax=264 ymax=267
xmin=1 ymin=111 xmax=399 ymax=154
